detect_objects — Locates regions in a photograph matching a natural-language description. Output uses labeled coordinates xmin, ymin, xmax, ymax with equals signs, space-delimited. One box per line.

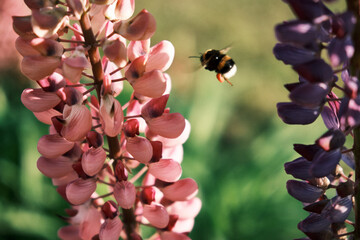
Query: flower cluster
xmin=274 ymin=0 xmax=360 ymax=238
xmin=14 ymin=0 xmax=201 ymax=239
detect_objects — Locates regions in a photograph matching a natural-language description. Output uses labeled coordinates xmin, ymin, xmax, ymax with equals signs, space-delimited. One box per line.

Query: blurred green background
xmin=0 ymin=0 xmax=347 ymax=239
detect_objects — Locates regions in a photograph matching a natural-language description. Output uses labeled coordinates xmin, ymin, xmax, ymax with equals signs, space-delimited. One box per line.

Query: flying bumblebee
xmin=190 ymin=47 xmax=237 ymax=86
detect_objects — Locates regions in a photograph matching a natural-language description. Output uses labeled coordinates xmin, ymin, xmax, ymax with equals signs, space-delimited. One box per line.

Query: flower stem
xmin=79 ymin=10 xmax=137 ymax=239
xmin=347 ymin=0 xmax=360 ymax=238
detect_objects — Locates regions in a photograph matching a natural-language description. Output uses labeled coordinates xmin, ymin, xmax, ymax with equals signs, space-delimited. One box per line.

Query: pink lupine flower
xmin=161 ymin=178 xmax=199 ymax=202
xmin=14 ymin=1 xmax=200 ymax=239
xmin=60 ymin=104 xmax=92 ymax=141
xmin=142 ymin=95 xmax=186 ymax=138
xmin=31 ymin=6 xmax=69 ymax=38
xmin=37 ymin=156 xmax=73 ymax=178
xmin=105 ymin=0 xmax=135 ymax=20
xmin=99 ymin=94 xmax=124 ymax=137
xmin=66 ymin=178 xmax=97 ymax=205
xmin=21 ymin=88 xmax=61 ymax=112
xmin=143 ymin=203 xmax=170 ymax=228
xmin=99 ymin=217 xmax=123 ymax=240
xmin=148 ymin=159 xmax=182 ymax=182
xmin=113 ymin=9 xmax=156 ymax=40
xmin=103 ymin=35 xmax=127 ymax=67
xmin=37 ymin=134 xmax=75 ymax=158
xmin=82 ymin=147 xmax=107 ymax=176
xmin=114 ymin=181 xmax=136 ymax=209
xmin=160 ymin=231 xmax=191 ymax=240
xmin=63 ymin=46 xmax=89 ymax=83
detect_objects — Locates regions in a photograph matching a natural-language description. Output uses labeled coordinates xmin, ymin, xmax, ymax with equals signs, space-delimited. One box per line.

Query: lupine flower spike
xmin=14 ymin=0 xmax=200 ymax=239
xmin=274 ymin=0 xmax=360 ymax=239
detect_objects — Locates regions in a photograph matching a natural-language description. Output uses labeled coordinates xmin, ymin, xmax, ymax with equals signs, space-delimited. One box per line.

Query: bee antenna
xmin=188 ymin=56 xmax=200 ymax=58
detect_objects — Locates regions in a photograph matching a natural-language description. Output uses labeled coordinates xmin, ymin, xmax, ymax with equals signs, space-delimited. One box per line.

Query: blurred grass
xmin=0 ymin=0 xmax=344 ymax=239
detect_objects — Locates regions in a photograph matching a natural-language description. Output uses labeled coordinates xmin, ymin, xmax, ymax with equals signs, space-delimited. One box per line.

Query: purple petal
xmin=289 ymin=82 xmax=329 ymax=108
xmin=340 ymin=97 xmax=360 ymax=127
xmin=310 ymin=149 xmax=341 ymax=178
xmin=284 ymin=157 xmax=312 ymax=180
xmin=303 ymin=199 xmax=331 ymax=214
xmin=286 ymin=180 xmax=324 ymax=203
xmin=298 ymin=213 xmax=331 ymax=233
xmin=275 ymin=20 xmax=318 ymax=44
xmin=293 ymin=59 xmax=333 ymax=83
xmin=331 ymin=11 xmax=356 ymax=38
xmin=277 ymin=102 xmax=321 ymax=125
xmin=341 ymin=150 xmax=355 ymax=170
xmin=315 ymin=129 xmax=345 ymax=151
xmin=328 ymin=196 xmax=352 ymax=223
xmin=321 ymin=106 xmax=339 ymax=130
xmin=273 ymin=43 xmax=316 ymax=65
xmin=293 ymin=144 xmax=322 ymax=161
xmin=285 ymin=0 xmax=332 ymax=21
xmin=328 ymin=36 xmax=354 ymax=67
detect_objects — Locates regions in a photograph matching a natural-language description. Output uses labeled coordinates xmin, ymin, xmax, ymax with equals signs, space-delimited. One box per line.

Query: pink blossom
xmin=14 ymin=1 xmax=200 ymax=238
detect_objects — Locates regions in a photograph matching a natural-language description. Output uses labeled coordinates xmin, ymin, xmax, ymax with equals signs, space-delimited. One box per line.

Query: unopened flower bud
xmin=140 ymin=186 xmax=155 ymax=205
xmin=101 ymin=200 xmax=119 ymax=219
xmin=336 ymin=180 xmax=354 ymax=197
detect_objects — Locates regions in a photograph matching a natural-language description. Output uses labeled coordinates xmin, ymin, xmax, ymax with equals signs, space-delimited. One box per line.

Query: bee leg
xmin=224 ymin=77 xmax=234 ymax=86
xmin=217 ymin=73 xmax=233 ymax=86
xmin=216 ymin=73 xmax=225 ymax=83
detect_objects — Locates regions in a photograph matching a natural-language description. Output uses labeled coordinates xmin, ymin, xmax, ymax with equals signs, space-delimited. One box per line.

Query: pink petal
xmin=162 ymin=145 xmax=184 ymax=164
xmin=103 ymin=36 xmax=127 ymax=67
xmin=127 ymin=99 xmax=148 ymax=132
xmin=66 ymin=0 xmax=85 ymax=19
xmin=147 ymin=113 xmax=186 ymax=139
xmin=37 ymin=156 xmax=73 ymax=178
xmin=146 ymin=119 xmax=191 ymax=147
xmin=127 ymin=40 xmax=150 ymax=61
xmin=31 ymin=7 xmax=68 ymax=38
xmin=61 ymin=104 xmax=93 ymax=142
xmin=104 ymin=60 xmax=123 ymax=97
xmin=167 ymin=197 xmax=202 ymax=219
xmin=160 ymin=231 xmax=191 ymax=240
xmin=172 ymin=218 xmax=194 ymax=233
xmin=37 ymin=134 xmax=75 ymax=158
xmin=37 ymin=72 xmax=66 ymax=92
xmin=99 ymin=94 xmax=124 ymax=137
xmin=131 ymin=70 xmax=167 ymax=98
xmin=113 ymin=9 xmax=156 ymax=41
xmin=143 ymin=203 xmax=169 ymax=228
xmin=114 ymin=181 xmax=136 ymax=209
xmin=99 ymin=217 xmax=123 ymax=240
xmin=126 ymin=136 xmax=153 ymax=164
xmin=148 ymin=159 xmax=182 ymax=182
xmin=161 ymin=178 xmax=198 ymax=202
xmin=105 ymin=0 xmax=135 ymax=20
xmin=30 ymin=37 xmax=64 ymax=57
xmin=79 ymin=206 xmax=102 ymax=240
xmin=82 ymin=147 xmax=107 ymax=176
xmin=15 ymin=37 xmax=41 ymax=57
xmin=141 ymin=94 xmax=169 ymax=119
xmin=66 ymin=178 xmax=97 ymax=205
xmin=52 ymin=170 xmax=79 ymax=186
xmin=146 ymin=40 xmax=175 ymax=72
xmin=12 ymin=16 xmax=36 ymax=40
xmin=57 ymin=225 xmax=81 ymax=240
xmin=33 ymin=108 xmax=62 ymax=125
xmin=21 ymin=55 xmax=61 ymax=81
xmin=62 ymin=64 xmax=83 ymax=84
xmin=124 ymin=55 xmax=147 ymax=82
xmin=21 ymin=88 xmax=61 ymax=112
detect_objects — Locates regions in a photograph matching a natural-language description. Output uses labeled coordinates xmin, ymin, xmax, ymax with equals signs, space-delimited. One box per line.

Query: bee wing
xmin=219 ymin=45 xmax=232 ymax=54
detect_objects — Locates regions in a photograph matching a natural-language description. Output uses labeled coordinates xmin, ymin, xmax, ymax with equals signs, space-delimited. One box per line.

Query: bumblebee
xmin=191 ymin=47 xmax=236 ymax=86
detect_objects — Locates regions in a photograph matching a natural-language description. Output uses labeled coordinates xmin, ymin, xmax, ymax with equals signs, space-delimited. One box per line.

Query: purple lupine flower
xmin=274 ymin=0 xmax=360 ymax=238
